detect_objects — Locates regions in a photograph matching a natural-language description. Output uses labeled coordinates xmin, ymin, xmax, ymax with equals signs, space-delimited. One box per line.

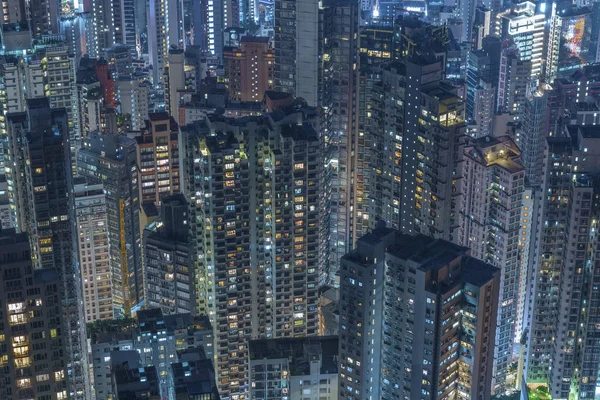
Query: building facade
xmin=459 ymin=135 xmax=526 ymax=390
xmin=496 ymin=45 xmax=531 ymax=118
xmin=74 ymin=182 xmax=113 ymax=322
xmin=498 ymin=1 xmax=546 ymax=80
xmin=143 ymin=194 xmax=195 ymax=315
xmin=117 ymin=78 xmax=150 ymax=132
xmin=181 ymin=107 xmax=323 ymax=398
xmin=78 ymin=128 xmax=142 ymax=318
xmin=6 ymin=99 xmax=89 ymax=399
xmin=224 ymin=36 xmax=274 ymax=102
xmin=0 ymin=230 xmax=69 ymax=400
xmin=525 ymin=125 xmax=600 ymax=399
xmin=136 ymin=113 xmax=180 ymax=205
xmin=356 ymin=57 xmax=465 ymax=243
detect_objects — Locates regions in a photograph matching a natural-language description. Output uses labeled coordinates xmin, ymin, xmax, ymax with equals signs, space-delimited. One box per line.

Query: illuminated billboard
xmin=557 ymin=9 xmax=593 ymax=75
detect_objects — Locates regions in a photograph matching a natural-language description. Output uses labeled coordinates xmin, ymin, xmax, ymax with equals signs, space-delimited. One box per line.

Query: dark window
xmin=155 ymin=124 xmax=168 ymax=132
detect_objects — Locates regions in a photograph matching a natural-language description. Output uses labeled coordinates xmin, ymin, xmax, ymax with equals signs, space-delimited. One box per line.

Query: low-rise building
xmin=90 ymin=309 xmax=213 ymax=400
xmin=249 ymin=336 xmax=338 ymax=400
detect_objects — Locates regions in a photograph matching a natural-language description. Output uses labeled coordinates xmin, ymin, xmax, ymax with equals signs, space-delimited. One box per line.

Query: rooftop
xmin=279 ymin=123 xmax=319 ymax=142
xmin=241 ymin=36 xmax=269 ymax=44
xmin=88 ymin=317 xmax=137 ymax=344
xmin=462 ymin=256 xmax=500 ymax=287
xmin=465 ymin=135 xmax=524 ymax=173
xmin=249 ymin=336 xmax=338 ymax=376
xmin=574 ymin=125 xmax=600 ymax=139
xmin=0 ymin=229 xmax=29 ymax=247
xmin=350 ymin=229 xmax=499 ymax=289
xmin=357 ymin=226 xmax=395 ymax=246
xmin=142 ymin=201 xmax=159 ymax=217
xmin=264 ymin=91 xmax=293 ymax=101
xmin=148 ymin=112 xmax=171 ymax=121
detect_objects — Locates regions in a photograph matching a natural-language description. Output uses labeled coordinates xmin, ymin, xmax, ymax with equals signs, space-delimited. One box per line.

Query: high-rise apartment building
xmin=76 ymin=57 xmax=103 ymax=141
xmin=459 ymin=135 xmax=526 ymax=390
xmin=0 ymin=57 xmax=27 ymax=116
xmin=355 ymin=57 xmax=465 ymax=243
xmin=0 ymin=0 xmax=25 ymax=25
xmin=143 ymin=194 xmax=195 ymax=315
xmin=274 ymin=0 xmax=361 ymax=282
xmin=524 ymin=124 xmax=600 ymax=399
xmin=497 ymin=45 xmax=531 ymax=118
xmin=44 ymin=48 xmax=78 ymax=137
xmin=338 ymin=228 xmax=500 ymax=400
xmin=74 ymin=181 xmax=113 ymax=322
xmin=89 ymin=0 xmax=137 ymax=58
xmin=181 ymin=106 xmax=323 ymax=398
xmin=170 ymin=351 xmax=221 ymax=399
xmin=0 ymin=229 xmax=69 ymax=400
xmin=117 ymin=78 xmax=150 ymax=131
xmin=29 ymin=0 xmax=59 ymax=39
xmin=148 ymin=0 xmax=184 ymax=85
xmin=521 ymin=83 xmax=550 ymax=186
xmin=0 ymin=0 xmax=59 ymax=44
xmin=94 ymin=58 xmax=117 ymax=108
xmin=467 ymin=78 xmax=496 ymax=138
xmin=78 ymin=127 xmax=142 ymax=318
xmin=273 ymin=0 xmax=319 ymax=104
xmin=224 ymin=36 xmax=274 ymax=102
xmin=457 ymin=0 xmax=477 ymax=43
xmin=89 ymin=0 xmax=116 ymax=58
xmin=0 ymin=56 xmax=43 ymax=226
xmin=320 ymin=0 xmax=360 ymax=282
xmin=135 ymin=112 xmax=180 ymax=205
xmin=273 ymin=0 xmax=361 ymax=281
xmin=0 ymin=57 xmax=26 ymax=217
xmin=42 ymin=47 xmax=80 ymax=173
xmin=498 ymin=1 xmax=546 ymax=80
xmin=526 ymin=125 xmax=600 ymax=399
xmin=121 ymin=0 xmax=137 ymax=55
xmin=165 ymin=49 xmax=186 ymax=117
xmin=466 ymin=48 xmax=500 ymax=138
xmin=274 ymin=0 xmax=358 ymax=106
xmin=273 ymin=0 xmax=299 ymax=95
xmin=6 ymin=98 xmax=89 ymax=399
xmin=473 ymin=6 xmax=492 ymax=50
xmin=6 ymin=99 xmax=69 ymax=267
xmin=545 ymin=65 xmax=600 ymax=137
xmin=0 ymin=51 xmax=78 ymax=176
xmin=198 ymin=0 xmax=223 ymax=56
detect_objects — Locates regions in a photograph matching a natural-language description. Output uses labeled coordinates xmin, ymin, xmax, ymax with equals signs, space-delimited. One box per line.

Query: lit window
xmin=16 ymin=378 xmax=31 ymax=388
